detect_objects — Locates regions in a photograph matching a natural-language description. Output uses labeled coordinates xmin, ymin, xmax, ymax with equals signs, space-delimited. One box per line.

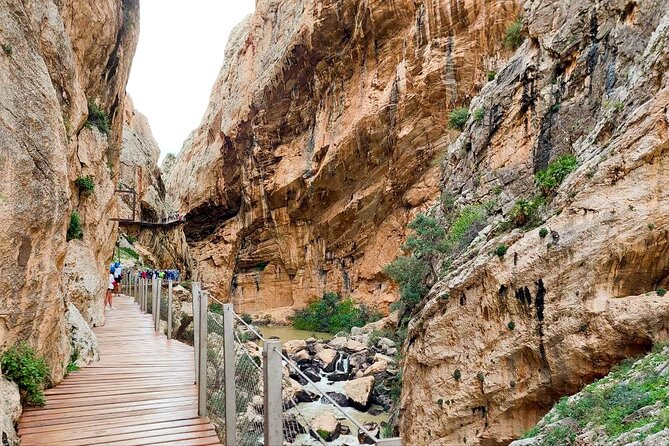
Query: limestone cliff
xmin=400 ymin=0 xmax=669 ymax=444
xmin=0 ymin=0 xmax=138 ymax=381
xmin=166 ymin=0 xmax=524 ymax=315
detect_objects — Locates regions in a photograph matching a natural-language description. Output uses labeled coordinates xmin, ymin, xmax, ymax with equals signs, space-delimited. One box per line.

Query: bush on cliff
xmin=535 ymin=155 xmax=578 ymax=196
xmin=505 ymin=17 xmax=524 ymax=50
xmin=1 ymin=343 xmax=49 ymax=406
xmin=448 ymin=107 xmax=469 ymax=130
xmin=292 ymin=292 xmax=381 ymax=334
xmin=85 ymin=99 xmax=110 ymax=136
xmin=67 ymin=211 xmax=84 ymax=241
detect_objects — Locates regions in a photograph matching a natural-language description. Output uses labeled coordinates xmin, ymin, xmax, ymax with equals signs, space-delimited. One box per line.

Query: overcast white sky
xmin=127 ymin=1 xmax=256 ymax=161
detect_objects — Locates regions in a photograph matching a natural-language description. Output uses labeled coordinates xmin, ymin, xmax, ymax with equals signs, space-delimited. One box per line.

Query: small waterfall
xmin=334 ymin=353 xmax=349 ymax=374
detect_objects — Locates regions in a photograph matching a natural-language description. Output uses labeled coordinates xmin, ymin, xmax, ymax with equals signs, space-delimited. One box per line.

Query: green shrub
xmin=240 ymin=313 xmax=253 ymax=324
xmin=67 ymin=211 xmax=84 ymax=241
xmin=495 ymin=244 xmax=508 ymax=257
xmin=209 ymin=303 xmax=223 ymax=314
xmin=508 ymin=321 xmax=516 ymax=330
xmin=2 ymin=43 xmax=12 ymax=56
xmin=453 ymin=369 xmax=462 ymax=381
xmin=509 ymin=197 xmax=543 ymax=228
xmin=74 ymin=175 xmax=95 ymax=194
xmin=539 ymin=227 xmax=549 ymax=238
xmin=504 ymin=17 xmax=524 ymax=50
xmin=477 ymin=372 xmax=485 ymax=382
xmin=448 ymin=205 xmax=487 ymax=246
xmin=486 ymin=70 xmax=497 ymax=81
xmin=448 ymin=107 xmax=469 ymax=130
xmin=126 ymin=235 xmax=137 ymax=244
xmin=119 ymin=246 xmax=139 ymax=260
xmin=657 ymin=288 xmax=667 ymax=297
xmin=1 ymin=343 xmax=49 ymax=406
xmin=535 ymin=155 xmax=579 ymax=196
xmin=474 ymin=108 xmax=485 ymax=123
xmin=292 ymin=292 xmax=381 ymax=334
xmin=85 ymin=100 xmax=110 ymax=135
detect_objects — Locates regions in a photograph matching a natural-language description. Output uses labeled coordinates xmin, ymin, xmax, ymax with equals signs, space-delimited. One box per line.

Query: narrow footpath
xmin=17 ymin=295 xmax=221 ymax=446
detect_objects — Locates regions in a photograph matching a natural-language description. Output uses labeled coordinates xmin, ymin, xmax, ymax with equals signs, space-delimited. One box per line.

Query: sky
xmin=127 ymin=1 xmax=256 ymax=162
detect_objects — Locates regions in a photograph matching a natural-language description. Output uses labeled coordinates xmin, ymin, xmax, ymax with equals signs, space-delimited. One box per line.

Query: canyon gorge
xmin=2 ymin=0 xmax=669 ymax=445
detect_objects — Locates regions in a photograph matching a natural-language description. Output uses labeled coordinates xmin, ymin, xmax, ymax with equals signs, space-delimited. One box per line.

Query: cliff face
xmin=166 ymin=0 xmax=523 ymax=315
xmin=401 ymin=0 xmax=669 ymax=444
xmin=0 ymin=0 xmax=138 ymax=380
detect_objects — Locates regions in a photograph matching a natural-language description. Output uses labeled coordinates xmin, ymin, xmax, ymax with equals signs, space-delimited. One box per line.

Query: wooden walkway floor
xmin=18 ymin=295 xmax=221 ymax=446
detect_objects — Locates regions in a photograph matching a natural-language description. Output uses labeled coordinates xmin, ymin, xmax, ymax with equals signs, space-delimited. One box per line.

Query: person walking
xmin=105 ymin=266 xmax=115 ymax=311
xmin=113 ymin=262 xmax=122 ymax=295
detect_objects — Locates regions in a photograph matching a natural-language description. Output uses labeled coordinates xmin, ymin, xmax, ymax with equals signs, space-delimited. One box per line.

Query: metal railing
xmin=120 ymin=276 xmax=401 ymax=445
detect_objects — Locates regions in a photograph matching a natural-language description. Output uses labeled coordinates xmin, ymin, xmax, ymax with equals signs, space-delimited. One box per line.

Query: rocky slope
xmin=166 ymin=0 xmax=524 ymax=316
xmin=509 ymin=345 xmax=669 ymax=446
xmin=400 ymin=0 xmax=669 ymax=444
xmin=0 ymin=0 xmax=138 ymax=382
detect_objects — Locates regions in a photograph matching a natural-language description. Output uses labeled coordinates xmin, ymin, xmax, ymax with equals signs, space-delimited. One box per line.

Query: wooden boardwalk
xmin=18 ymin=295 xmax=221 ymax=446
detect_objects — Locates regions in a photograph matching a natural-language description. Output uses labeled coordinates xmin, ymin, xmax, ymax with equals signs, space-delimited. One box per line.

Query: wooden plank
xmin=17 ymin=295 xmax=221 ymax=445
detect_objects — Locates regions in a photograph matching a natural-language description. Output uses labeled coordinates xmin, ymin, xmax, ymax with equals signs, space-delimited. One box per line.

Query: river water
xmin=256 ymin=326 xmax=390 ymax=443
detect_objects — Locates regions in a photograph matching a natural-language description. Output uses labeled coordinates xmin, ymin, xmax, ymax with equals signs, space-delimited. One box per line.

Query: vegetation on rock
xmin=67 ymin=211 xmax=84 ymax=241
xmin=505 ymin=17 xmax=524 ymax=50
xmin=1 ymin=343 xmax=49 ymax=406
xmin=517 ymin=343 xmax=669 ymax=445
xmin=74 ymin=175 xmax=95 ymax=194
xmin=85 ymin=99 xmax=111 ymax=135
xmin=448 ymin=107 xmax=469 ymax=130
xmin=292 ymin=292 xmax=381 ymax=334
xmin=535 ymin=155 xmax=579 ymax=196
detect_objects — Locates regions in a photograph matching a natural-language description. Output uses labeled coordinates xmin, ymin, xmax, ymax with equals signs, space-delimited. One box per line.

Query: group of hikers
xmin=105 ymin=263 xmax=181 ymax=312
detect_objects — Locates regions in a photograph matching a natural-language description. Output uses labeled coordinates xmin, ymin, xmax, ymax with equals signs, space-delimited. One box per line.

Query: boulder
xmin=0 ymin=376 xmax=21 ymax=446
xmin=351 ymin=326 xmax=366 ymax=336
xmin=345 ymin=339 xmax=367 ymax=353
xmin=377 ymin=337 xmax=396 ymax=349
xmin=66 ymin=303 xmax=100 ymax=366
xmin=284 ymin=339 xmax=307 ymax=356
xmin=299 ymin=364 xmax=321 ymax=382
xmin=291 ymin=349 xmax=311 ymax=364
xmin=328 ymin=372 xmax=350 ymax=382
xmin=328 ymin=337 xmax=347 ymax=350
xmin=374 ymin=353 xmax=396 ymax=364
xmin=320 ymin=391 xmax=350 ymax=407
xmin=344 ymin=376 xmax=375 ymax=410
xmin=358 ymin=422 xmax=381 ymax=445
xmin=363 ymin=360 xmax=388 ymax=377
xmin=311 ymin=412 xmax=341 ymax=441
xmin=316 ymin=349 xmax=339 ymax=372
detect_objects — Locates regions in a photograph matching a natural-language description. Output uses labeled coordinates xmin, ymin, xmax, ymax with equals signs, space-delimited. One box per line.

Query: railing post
xmin=376 ymin=439 xmax=402 ymax=445
xmin=263 ymin=339 xmax=283 ymax=446
xmin=167 ymin=279 xmax=173 ymax=340
xmin=155 ymin=278 xmax=162 ymax=332
xmin=139 ymin=279 xmax=146 ymax=313
xmin=152 ymin=276 xmax=158 ymax=325
xmin=223 ymin=304 xmax=236 ymax=446
xmin=197 ymin=290 xmax=208 ymax=416
xmin=192 ymin=282 xmax=200 ymax=385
